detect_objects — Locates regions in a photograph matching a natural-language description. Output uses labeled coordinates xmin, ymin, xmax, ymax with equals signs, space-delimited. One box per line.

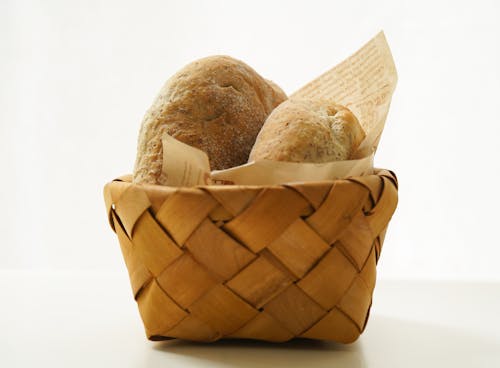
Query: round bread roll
xmin=249 ymin=99 xmax=365 ymax=163
xmin=133 ymin=55 xmax=287 ymax=185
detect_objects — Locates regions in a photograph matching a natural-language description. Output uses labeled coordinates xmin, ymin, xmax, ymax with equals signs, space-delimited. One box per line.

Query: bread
xmin=249 ymin=99 xmax=365 ymax=163
xmin=133 ymin=55 xmax=287 ymax=185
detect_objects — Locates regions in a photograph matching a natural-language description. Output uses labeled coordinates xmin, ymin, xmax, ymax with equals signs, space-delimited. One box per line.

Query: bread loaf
xmin=249 ymin=99 xmax=365 ymax=163
xmin=133 ymin=55 xmax=287 ymax=185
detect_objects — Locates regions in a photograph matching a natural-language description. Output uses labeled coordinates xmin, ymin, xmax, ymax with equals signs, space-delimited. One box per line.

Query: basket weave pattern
xmin=103 ymin=169 xmax=398 ymax=343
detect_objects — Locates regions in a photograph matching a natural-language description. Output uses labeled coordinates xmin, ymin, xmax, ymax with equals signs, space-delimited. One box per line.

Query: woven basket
xmin=103 ymin=169 xmax=398 ymax=343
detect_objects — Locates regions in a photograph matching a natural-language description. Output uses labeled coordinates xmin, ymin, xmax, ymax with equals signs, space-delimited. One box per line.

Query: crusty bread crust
xmin=249 ymin=99 xmax=365 ymax=163
xmin=133 ymin=55 xmax=287 ymax=185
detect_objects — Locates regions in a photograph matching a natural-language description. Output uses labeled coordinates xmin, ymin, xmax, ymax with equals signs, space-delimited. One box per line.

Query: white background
xmin=2 ymin=0 xmax=500 ymax=281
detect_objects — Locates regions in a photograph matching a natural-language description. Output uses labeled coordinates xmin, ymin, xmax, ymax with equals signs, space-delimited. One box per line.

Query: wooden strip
xmin=164 ymin=314 xmax=221 ymax=342
xmin=263 ymin=284 xmax=326 ymax=336
xmin=224 ymin=187 xmax=309 ymax=253
xmin=142 ymin=184 xmax=177 ymax=214
xmin=337 ymin=212 xmax=376 ymax=270
xmin=208 ymin=205 xmax=233 ymax=222
xmin=378 ymin=169 xmax=398 ymax=189
xmin=365 ymin=176 xmax=398 ymax=235
xmin=297 ymin=247 xmax=358 ymax=310
xmin=377 ymin=227 xmax=388 ymax=257
xmin=286 ymin=181 xmax=333 ymax=209
xmin=359 ymin=247 xmax=377 ymax=293
xmin=259 ymin=249 xmax=298 ymax=281
xmin=185 ymin=219 xmax=256 ymax=281
xmin=348 ymin=175 xmax=384 ymax=208
xmin=103 ymin=180 xmax=132 ymax=228
xmin=189 ymin=284 xmax=258 ymax=336
xmin=114 ymin=185 xmax=151 ymax=238
xmin=226 ymin=257 xmax=292 ymax=308
xmin=137 ymin=280 xmax=188 ymax=338
xmin=156 ymin=188 xmax=218 ymax=246
xmin=306 ymin=181 xmax=369 ymax=244
xmin=113 ymin=211 xmax=152 ymax=299
xmin=267 ymin=218 xmax=330 ymax=278
xmin=228 ymin=312 xmax=294 ymax=342
xmin=300 ymin=307 xmax=360 ymax=343
xmin=156 ymin=254 xmax=217 ymax=309
xmin=337 ymin=277 xmax=372 ymax=331
xmin=132 ymin=212 xmax=183 ymax=276
xmin=202 ymin=186 xmax=262 ymax=216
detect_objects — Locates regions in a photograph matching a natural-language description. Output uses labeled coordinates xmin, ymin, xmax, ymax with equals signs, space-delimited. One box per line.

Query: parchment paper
xmin=160 ymin=31 xmax=397 ymax=186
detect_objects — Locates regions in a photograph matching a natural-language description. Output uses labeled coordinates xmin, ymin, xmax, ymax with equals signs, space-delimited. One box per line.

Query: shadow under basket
xmin=103 ymin=169 xmax=398 ymax=343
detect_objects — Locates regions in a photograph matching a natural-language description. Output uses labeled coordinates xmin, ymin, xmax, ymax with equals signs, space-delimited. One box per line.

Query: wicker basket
xmin=103 ymin=169 xmax=398 ymax=343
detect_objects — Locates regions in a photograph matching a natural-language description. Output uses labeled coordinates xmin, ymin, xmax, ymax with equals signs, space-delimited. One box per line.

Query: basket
xmin=103 ymin=169 xmax=398 ymax=343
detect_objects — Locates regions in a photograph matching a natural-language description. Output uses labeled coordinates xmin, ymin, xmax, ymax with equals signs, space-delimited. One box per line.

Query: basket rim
xmin=105 ymin=168 xmax=397 ymax=190
xmin=103 ymin=169 xmax=398 ymax=232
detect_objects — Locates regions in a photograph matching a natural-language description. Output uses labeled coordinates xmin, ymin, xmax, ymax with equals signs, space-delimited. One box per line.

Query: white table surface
xmin=1 ymin=269 xmax=499 ymax=367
